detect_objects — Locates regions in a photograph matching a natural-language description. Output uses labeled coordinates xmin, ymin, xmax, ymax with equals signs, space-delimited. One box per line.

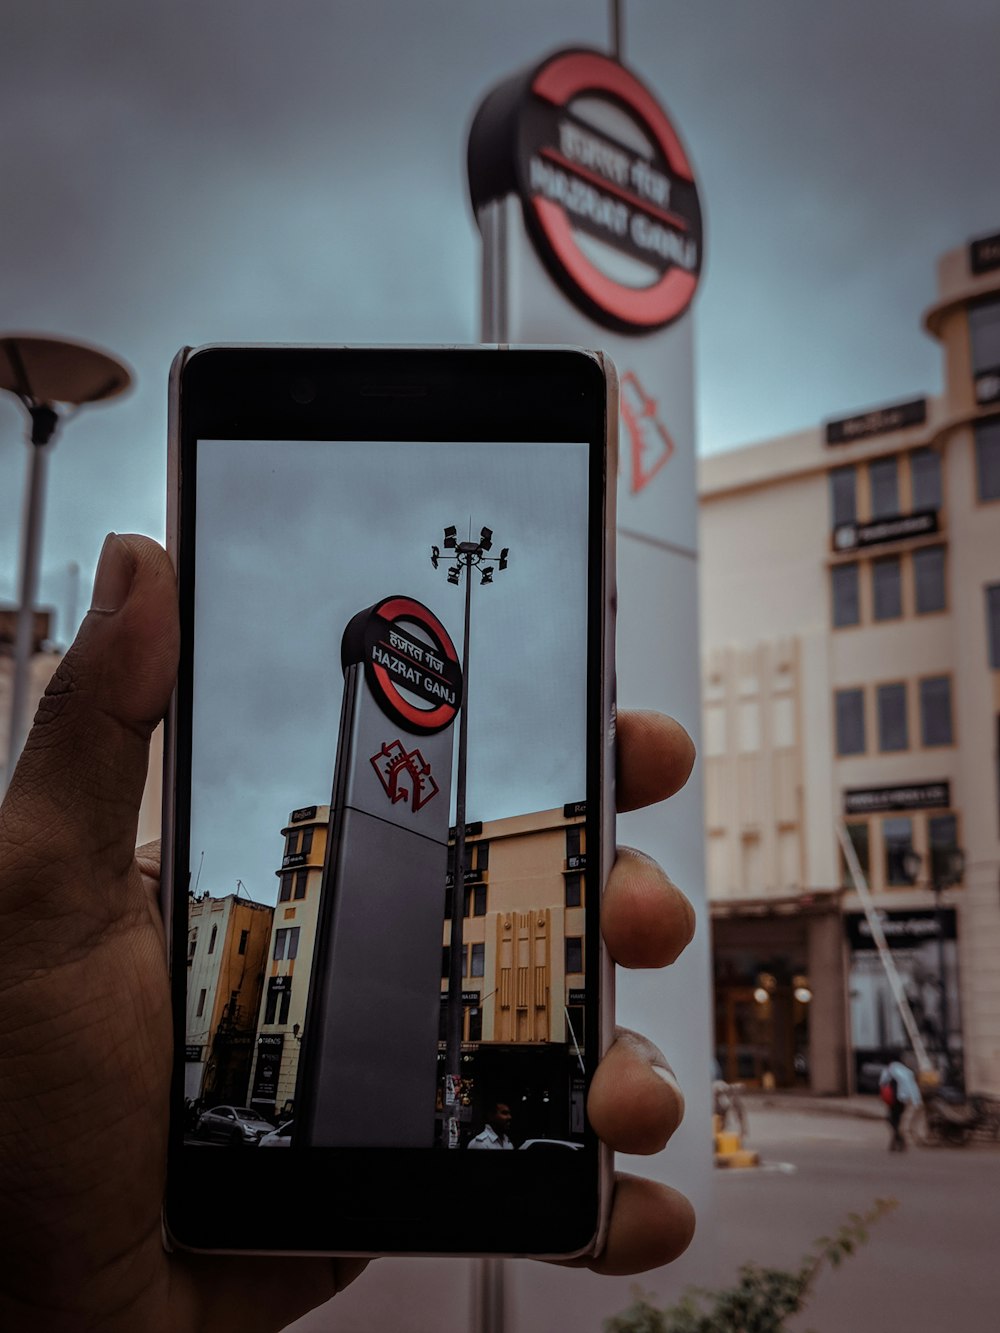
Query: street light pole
xmin=432 ymin=525 xmax=508 ymax=1148
xmin=0 ymin=334 xmax=132 ymax=793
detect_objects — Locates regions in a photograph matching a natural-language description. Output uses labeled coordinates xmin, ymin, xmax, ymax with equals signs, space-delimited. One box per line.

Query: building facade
xmin=246 ymin=803 xmax=330 ymax=1120
xmin=244 ymin=799 xmax=589 ymax=1143
xmin=184 ymin=891 xmax=273 ymax=1105
xmin=700 ymin=229 xmax=1000 ymax=1095
xmin=439 ymin=805 xmax=589 ymax=1145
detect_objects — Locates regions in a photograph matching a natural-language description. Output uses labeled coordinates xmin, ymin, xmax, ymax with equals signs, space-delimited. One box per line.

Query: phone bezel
xmin=163 ymin=345 xmax=616 ymax=1257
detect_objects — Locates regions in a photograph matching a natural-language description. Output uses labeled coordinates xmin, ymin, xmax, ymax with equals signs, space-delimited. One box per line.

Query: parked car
xmin=196 ymin=1105 xmax=274 ymax=1145
xmin=517 ymin=1138 xmax=583 ymax=1151
xmin=258 ymin=1120 xmax=294 ymax=1148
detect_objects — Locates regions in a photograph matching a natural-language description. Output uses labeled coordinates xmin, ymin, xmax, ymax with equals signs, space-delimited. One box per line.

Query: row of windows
xmin=440 ymin=937 xmax=585 ymax=979
xmin=188 ymin=921 xmax=251 ymax=962
xmin=285 ymin=827 xmax=314 ymax=857
xmin=970 ymin=298 xmax=1000 ymax=375
xmin=436 ymin=1001 xmax=587 ymax=1045
xmin=273 ymin=927 xmax=300 ymax=961
xmin=265 ymin=983 xmax=292 ymax=1026
xmin=444 ymin=872 xmax=587 ymax=920
xmin=835 ymin=676 xmax=954 ymax=755
xmin=842 ymin=812 xmax=961 ymax=889
xmin=832 ymin=545 xmax=946 ymax=627
xmin=278 ymin=869 xmax=309 ymax=902
xmin=830 ymin=448 xmax=941 ymax=528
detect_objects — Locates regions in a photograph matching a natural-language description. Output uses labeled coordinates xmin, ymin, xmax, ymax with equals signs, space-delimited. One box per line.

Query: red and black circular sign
xmin=468 ymin=48 xmax=703 ymax=335
xmin=341 ymin=595 xmax=462 ymax=736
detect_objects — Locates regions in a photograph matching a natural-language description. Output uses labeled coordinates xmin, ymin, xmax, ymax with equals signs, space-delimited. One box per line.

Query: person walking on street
xmin=880 ymin=1053 xmax=922 ymax=1151
xmin=468 ymin=1101 xmax=514 ymax=1149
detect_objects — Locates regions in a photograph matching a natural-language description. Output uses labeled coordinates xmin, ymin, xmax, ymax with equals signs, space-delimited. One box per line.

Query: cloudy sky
xmin=2 ymin=0 xmax=998 ymax=644
xmin=190 ymin=437 xmax=589 ymax=902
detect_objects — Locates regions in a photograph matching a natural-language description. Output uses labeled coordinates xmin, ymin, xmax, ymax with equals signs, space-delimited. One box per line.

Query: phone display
xmin=163 ymin=345 xmax=616 ymax=1257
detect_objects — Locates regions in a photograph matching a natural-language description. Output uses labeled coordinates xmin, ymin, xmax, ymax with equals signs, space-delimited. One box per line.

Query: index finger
xmin=616 ymin=710 xmax=695 ymax=812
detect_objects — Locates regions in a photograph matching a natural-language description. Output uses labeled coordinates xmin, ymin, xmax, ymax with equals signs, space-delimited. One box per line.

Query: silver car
xmin=196 ymin=1105 xmax=274 ymax=1146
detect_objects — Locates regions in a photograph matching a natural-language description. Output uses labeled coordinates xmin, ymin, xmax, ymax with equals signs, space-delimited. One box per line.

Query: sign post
xmin=466 ymin=41 xmax=714 ymax=1314
xmin=295 ymin=596 xmax=461 ymax=1147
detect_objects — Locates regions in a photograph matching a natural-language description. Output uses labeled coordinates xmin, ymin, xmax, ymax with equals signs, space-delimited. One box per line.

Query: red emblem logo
xmin=621 ymin=370 xmax=675 ymax=494
xmin=370 ymin=739 xmax=439 ymax=812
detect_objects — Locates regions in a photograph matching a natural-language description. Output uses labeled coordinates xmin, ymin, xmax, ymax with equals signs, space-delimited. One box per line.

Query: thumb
xmin=0 ymin=533 xmax=178 ymax=887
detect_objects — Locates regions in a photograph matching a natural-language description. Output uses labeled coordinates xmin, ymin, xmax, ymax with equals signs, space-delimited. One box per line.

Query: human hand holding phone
xmin=0 ymin=533 xmax=695 ymax=1331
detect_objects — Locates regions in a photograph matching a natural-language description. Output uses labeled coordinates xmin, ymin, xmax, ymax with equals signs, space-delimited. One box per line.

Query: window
xmin=207 ymin=924 xmax=218 ymax=955
xmin=835 ymin=689 xmax=866 ymax=755
xmin=273 ymin=927 xmax=300 ymax=961
xmin=913 ymin=546 xmax=946 ymax=614
xmin=910 ymin=448 xmax=942 ymax=511
xmin=869 ymin=456 xmax=899 ymax=519
xmin=278 ymin=873 xmax=293 ymax=903
xmin=929 ymin=814 xmax=960 ymax=885
xmin=872 ymin=555 xmax=902 ymax=620
xmin=196 ymin=988 xmax=207 ymax=1018
xmin=877 ymin=683 xmax=908 ymax=752
xmin=920 ymin=677 xmax=953 ymax=747
xmin=565 ymin=873 xmax=584 ymax=908
xmin=988 ymin=584 xmax=1000 ymax=668
xmin=969 ymin=298 xmax=1000 ymax=373
xmin=829 ymin=466 xmax=857 ymax=526
xmin=286 ymin=831 xmax=300 ymax=856
xmin=264 ymin=981 xmax=292 ymax=1025
xmin=472 ymin=841 xmax=489 ymax=871
xmin=566 ymin=937 xmax=584 ymax=974
xmin=238 ymin=929 xmax=249 ymax=956
xmin=467 ymin=1004 xmax=483 ymax=1042
xmin=884 ymin=818 xmax=915 ymax=885
xmin=470 ymin=943 xmax=485 ymax=978
xmin=187 ymin=930 xmax=197 ymax=962
xmin=566 ymin=825 xmax=583 ymax=859
xmin=841 ymin=822 xmax=870 ymax=887
xmin=832 ymin=563 xmax=860 ymax=627
xmin=300 ymin=828 xmax=313 ymax=856
xmin=438 ymin=1000 xmax=448 ymax=1042
xmin=441 ymin=947 xmax=451 ymax=979
xmin=465 ymin=885 xmax=487 ymax=917
xmin=976 ymin=419 xmax=1000 ymax=502
xmin=293 ymin=870 xmax=308 ymax=900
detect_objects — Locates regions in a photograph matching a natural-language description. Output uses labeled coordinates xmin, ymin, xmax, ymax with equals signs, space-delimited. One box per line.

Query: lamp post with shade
xmin=0 ymin=334 xmax=132 ymax=793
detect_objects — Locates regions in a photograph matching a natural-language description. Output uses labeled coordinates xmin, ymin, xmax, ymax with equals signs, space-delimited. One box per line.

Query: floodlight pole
xmin=445 ymin=549 xmax=474 ymax=1145
xmin=433 ymin=526 xmax=508 ymax=1149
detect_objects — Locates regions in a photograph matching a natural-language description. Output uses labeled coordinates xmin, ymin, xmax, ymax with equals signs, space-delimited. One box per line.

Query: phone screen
xmin=167 ymin=347 xmax=612 ymax=1255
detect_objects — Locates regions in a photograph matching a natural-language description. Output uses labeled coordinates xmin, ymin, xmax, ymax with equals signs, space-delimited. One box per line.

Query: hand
xmin=0 ymin=534 xmax=696 ymax=1332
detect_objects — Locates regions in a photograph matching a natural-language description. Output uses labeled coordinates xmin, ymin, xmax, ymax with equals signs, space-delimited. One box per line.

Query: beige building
xmin=700 ymin=228 xmax=1000 ymax=1095
xmin=246 ymin=803 xmax=330 ymax=1119
xmin=185 ymin=891 xmax=273 ymax=1106
xmin=440 ymin=805 xmax=589 ymax=1142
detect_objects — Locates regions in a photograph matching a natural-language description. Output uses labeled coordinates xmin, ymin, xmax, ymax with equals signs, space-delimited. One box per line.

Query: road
xmin=287 ymin=1104 xmax=1000 ymax=1332
xmin=708 ymin=1105 xmax=1000 ymax=1332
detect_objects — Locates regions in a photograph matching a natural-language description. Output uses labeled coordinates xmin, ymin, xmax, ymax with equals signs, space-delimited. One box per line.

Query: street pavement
xmin=708 ymin=1103 xmax=1000 ymax=1332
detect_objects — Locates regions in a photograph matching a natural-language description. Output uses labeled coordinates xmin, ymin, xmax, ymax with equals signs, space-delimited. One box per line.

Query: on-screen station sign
xmin=469 ymin=48 xmax=703 ymax=335
xmin=342 ymin=595 xmax=463 ymax=737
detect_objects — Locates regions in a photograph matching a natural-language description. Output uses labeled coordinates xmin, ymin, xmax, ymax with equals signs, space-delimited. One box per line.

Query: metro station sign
xmin=468 ymin=48 xmax=703 ymax=334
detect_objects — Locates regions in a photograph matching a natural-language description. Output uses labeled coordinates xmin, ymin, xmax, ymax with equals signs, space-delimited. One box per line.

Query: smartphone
xmin=162 ymin=344 xmax=617 ymax=1257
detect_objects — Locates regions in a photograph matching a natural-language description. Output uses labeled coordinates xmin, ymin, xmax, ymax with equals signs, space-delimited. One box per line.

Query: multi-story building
xmin=245 ymin=799 xmax=589 ymax=1143
xmin=699 ymin=228 xmax=1000 ymax=1096
xmin=246 ymin=803 xmax=330 ymax=1119
xmin=439 ymin=804 xmax=588 ymax=1145
xmin=184 ymin=891 xmax=273 ymax=1106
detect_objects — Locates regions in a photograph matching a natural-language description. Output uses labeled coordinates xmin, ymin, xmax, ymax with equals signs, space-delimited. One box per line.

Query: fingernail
xmin=652 ymin=1064 xmax=686 ymax=1124
xmin=90 ymin=534 xmax=133 ymax=613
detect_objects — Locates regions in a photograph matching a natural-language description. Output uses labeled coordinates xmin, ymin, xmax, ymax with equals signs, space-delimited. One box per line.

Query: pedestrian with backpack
xmin=879 ymin=1053 xmax=922 ymax=1151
